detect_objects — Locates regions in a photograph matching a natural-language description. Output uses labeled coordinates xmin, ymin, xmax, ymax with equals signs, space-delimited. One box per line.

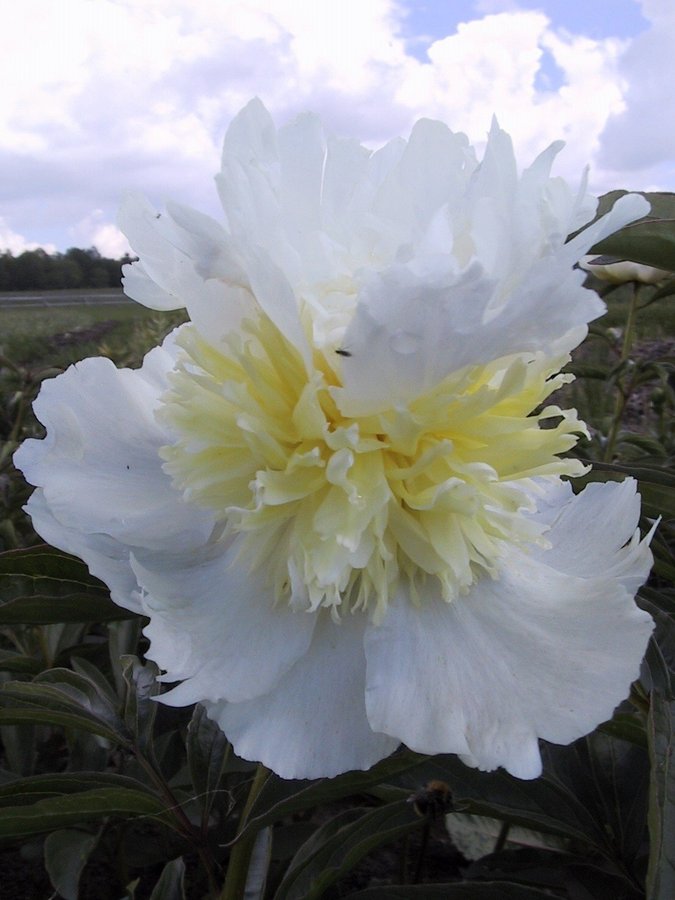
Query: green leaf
xmin=597 ymin=712 xmax=648 ymax=749
xmin=274 ymin=801 xmax=422 ymax=900
xmin=44 ymin=828 xmax=99 ymax=900
xmin=241 ymin=749 xmax=427 ymax=839
xmin=589 ymin=191 xmax=675 ymax=273
xmin=0 ymin=545 xmax=103 ymax=583
xmin=349 ymin=883 xmax=559 ymax=899
xmin=186 ymin=704 xmax=230 ymax=826
xmin=121 ymin=656 xmax=160 ymax=759
xmin=0 ymin=593 xmax=135 ymax=624
xmin=0 ymin=674 xmax=130 ymax=746
xmin=649 ymin=277 xmax=675 ymax=303
xmin=71 ymin=656 xmax=118 ymax=706
xmin=585 ymin=460 xmax=675 ymax=490
xmin=148 ymin=857 xmax=186 ymax=900
xmin=647 ymin=690 xmax=675 ymax=900
xmin=0 ymin=650 xmax=43 ymax=675
xmin=0 ymin=772 xmax=158 ymax=806
xmin=0 ymin=545 xmax=135 ymax=624
xmin=0 ymin=786 xmax=171 ymax=840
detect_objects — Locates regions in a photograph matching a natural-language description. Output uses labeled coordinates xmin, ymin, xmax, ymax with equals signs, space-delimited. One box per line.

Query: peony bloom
xmin=580 ymin=255 xmax=670 ymax=285
xmin=15 ymin=100 xmax=655 ymax=780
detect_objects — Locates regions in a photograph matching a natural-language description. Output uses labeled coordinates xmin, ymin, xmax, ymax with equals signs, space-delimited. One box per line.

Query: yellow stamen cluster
xmin=160 ymin=317 xmax=587 ymax=621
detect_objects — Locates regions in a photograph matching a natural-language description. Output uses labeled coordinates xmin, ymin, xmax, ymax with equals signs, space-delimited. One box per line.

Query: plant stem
xmin=603 ymin=282 xmax=640 ymax=462
xmin=493 ymin=820 xmax=510 ymax=854
xmin=220 ymin=764 xmax=270 ymax=900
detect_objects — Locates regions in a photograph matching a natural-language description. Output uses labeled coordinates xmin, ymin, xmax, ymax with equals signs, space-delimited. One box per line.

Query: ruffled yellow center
xmin=160 ymin=318 xmax=587 ymax=621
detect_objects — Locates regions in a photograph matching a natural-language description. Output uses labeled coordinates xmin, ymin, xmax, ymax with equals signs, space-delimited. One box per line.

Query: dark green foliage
xmin=0 ymin=246 xmax=134 ymax=292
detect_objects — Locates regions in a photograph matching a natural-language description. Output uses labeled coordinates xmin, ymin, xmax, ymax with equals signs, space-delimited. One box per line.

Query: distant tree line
xmin=0 ymin=247 xmax=135 ymax=292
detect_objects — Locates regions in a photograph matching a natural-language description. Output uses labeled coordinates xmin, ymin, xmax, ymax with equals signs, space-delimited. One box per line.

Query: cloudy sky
xmin=1 ymin=0 xmax=673 ymax=257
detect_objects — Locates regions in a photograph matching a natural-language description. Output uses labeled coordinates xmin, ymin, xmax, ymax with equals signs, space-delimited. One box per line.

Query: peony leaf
xmin=0 ymin=673 xmax=131 ymax=746
xmin=44 ymin=828 xmax=99 ymax=900
xmin=648 ymin=276 xmax=675 ymax=303
xmin=147 ymin=857 xmax=187 ymax=900
xmin=348 ymin=883 xmax=558 ymax=898
xmin=0 ymin=545 xmax=103 ymax=583
xmin=0 ymin=546 xmax=136 ymax=624
xmin=0 ymin=650 xmax=44 ymax=675
xmin=589 ymin=191 xmax=675 ymax=272
xmin=186 ymin=704 xmax=230 ymax=825
xmin=0 ymin=772 xmax=167 ymax=805
xmin=241 ymin=750 xmax=427 ymax=838
xmin=0 ymin=786 xmax=170 ymax=839
xmin=0 ymin=592 xmax=136 ymax=624
xmin=274 ymin=801 xmax=422 ymax=900
xmin=121 ymin=655 xmax=160 ymax=759
xmin=646 ymin=690 xmax=675 ymax=899
xmin=597 ymin=712 xmax=648 ymax=749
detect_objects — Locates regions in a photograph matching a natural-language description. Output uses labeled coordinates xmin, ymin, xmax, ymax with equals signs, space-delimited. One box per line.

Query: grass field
xmin=1 ymin=293 xmax=184 ymax=370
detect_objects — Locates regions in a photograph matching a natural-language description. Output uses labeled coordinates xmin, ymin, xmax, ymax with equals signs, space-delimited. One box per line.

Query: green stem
xmin=135 ymin=750 xmax=219 ymax=896
xmin=620 ymin=283 xmax=640 ymax=365
xmin=220 ymin=764 xmax=270 ymax=900
xmin=603 ymin=282 xmax=640 ymax=462
xmin=493 ymin=820 xmax=510 ymax=854
xmin=412 ymin=818 xmax=431 ymax=884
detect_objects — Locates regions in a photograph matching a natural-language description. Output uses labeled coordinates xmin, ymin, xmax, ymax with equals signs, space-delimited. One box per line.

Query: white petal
xmin=119 ymin=193 xmax=259 ymax=347
xmin=365 ymin=482 xmax=653 ymax=779
xmin=205 ymin=611 xmax=399 ymax=779
xmin=217 ymin=98 xmax=281 ymax=241
xmin=216 ymin=102 xmax=311 ymax=359
xmin=319 ymin=135 xmax=371 ymax=246
xmin=14 ymin=342 xmax=214 ymax=552
xmin=337 ymin=259 xmax=598 ymax=416
xmin=121 ymin=259 xmax=183 ymax=311
xmin=373 ymin=118 xmax=473 ymax=236
xmin=24 ymin=492 xmax=143 ymax=613
xmin=131 ymin=540 xmax=316 ymax=704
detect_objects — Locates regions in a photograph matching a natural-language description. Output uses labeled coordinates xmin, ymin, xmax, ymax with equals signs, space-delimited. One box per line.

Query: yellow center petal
xmin=159 ymin=317 xmax=587 ymax=621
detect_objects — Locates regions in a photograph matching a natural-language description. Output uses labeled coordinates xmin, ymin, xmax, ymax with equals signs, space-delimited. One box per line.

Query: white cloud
xmin=596 ymin=0 xmax=675 ymax=189
xmin=396 ymin=11 xmax=628 ymax=188
xmin=0 ymin=0 xmax=671 ymax=252
xmin=0 ymin=218 xmax=56 ymax=255
xmin=69 ymin=209 xmax=132 ymax=258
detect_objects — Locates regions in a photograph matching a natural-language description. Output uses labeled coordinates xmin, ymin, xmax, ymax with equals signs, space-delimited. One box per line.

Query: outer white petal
xmin=364 ymin=480 xmax=653 ymax=779
xmin=14 ymin=337 xmax=214 ymax=553
xmin=121 ymin=259 xmax=183 ymax=311
xmin=24 ymin=491 xmax=144 ymax=613
xmin=119 ymin=194 xmax=260 ymax=348
xmin=336 ymin=259 xmax=593 ymax=415
xmin=373 ymin=117 xmax=473 ymax=238
xmin=214 ymin=102 xmax=313 ymax=360
xmin=337 ymin=202 xmax=647 ymax=416
xmin=217 ymin=98 xmax=283 ymax=248
xmin=130 ymin=540 xmax=316 ymax=704
xmin=205 ymin=611 xmax=399 ymax=779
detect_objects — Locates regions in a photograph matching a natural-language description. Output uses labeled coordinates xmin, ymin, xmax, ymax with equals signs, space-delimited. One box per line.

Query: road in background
xmin=0 ymin=290 xmax=130 ymax=309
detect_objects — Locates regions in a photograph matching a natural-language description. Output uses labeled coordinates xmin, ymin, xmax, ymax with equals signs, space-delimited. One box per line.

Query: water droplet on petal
xmin=389 ymin=330 xmax=421 ymax=355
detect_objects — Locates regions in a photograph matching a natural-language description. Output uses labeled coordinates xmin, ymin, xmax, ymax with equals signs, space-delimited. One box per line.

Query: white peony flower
xmin=15 ymin=100 xmax=655 ymax=781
